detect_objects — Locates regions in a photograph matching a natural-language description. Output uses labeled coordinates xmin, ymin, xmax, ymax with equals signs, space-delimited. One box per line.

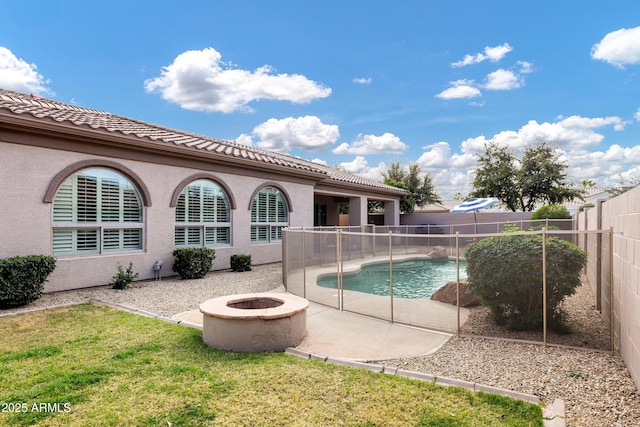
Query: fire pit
xmin=199 ymin=293 xmax=309 ymax=352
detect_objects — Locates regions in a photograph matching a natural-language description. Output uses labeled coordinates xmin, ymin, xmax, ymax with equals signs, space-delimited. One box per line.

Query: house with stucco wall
xmin=0 ymin=89 xmax=404 ymax=292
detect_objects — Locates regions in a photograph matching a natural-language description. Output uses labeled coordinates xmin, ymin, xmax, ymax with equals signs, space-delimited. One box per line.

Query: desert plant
xmin=110 ymin=262 xmax=139 ymax=290
xmin=230 ymin=254 xmax=252 ymax=272
xmin=172 ymin=248 xmax=216 ymax=279
xmin=465 ymin=234 xmax=587 ymax=332
xmin=0 ymin=255 xmax=56 ymax=308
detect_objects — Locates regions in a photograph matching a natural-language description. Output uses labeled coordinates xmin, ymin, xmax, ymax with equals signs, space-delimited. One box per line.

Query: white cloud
xmin=517 ymin=61 xmax=534 ymax=74
xmin=332 ymin=132 xmax=407 ymax=155
xmin=451 ymin=43 xmax=513 ymax=67
xmin=310 ymin=158 xmax=328 ymax=166
xmin=353 ymin=77 xmax=372 ymax=84
xmin=234 ymin=134 xmax=253 ymax=146
xmin=591 ymin=26 xmax=640 ymax=68
xmin=144 ymin=47 xmax=331 ymax=113
xmin=435 ymin=79 xmax=482 ymax=99
xmin=337 ymin=156 xmax=387 ymax=181
xmin=416 ymin=115 xmax=631 ymax=199
xmin=251 ymin=116 xmax=339 ymax=153
xmin=635 ymin=108 xmax=640 ymax=122
xmin=483 ymin=69 xmax=523 ymax=90
xmin=0 ymin=46 xmax=51 ymax=94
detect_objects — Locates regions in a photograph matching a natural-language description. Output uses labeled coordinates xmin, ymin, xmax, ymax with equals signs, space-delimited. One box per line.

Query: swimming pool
xmin=317 ymin=258 xmax=466 ymax=299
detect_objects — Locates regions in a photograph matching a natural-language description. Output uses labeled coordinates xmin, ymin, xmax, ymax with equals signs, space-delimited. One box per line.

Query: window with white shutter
xmin=52 ymin=168 xmax=144 ymax=255
xmin=250 ymin=187 xmax=288 ymax=243
xmin=174 ymin=180 xmax=231 ymax=247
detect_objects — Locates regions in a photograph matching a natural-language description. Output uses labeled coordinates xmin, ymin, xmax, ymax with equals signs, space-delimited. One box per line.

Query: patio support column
xmin=384 ymin=199 xmax=400 ymax=226
xmin=349 ymin=196 xmax=368 ymax=226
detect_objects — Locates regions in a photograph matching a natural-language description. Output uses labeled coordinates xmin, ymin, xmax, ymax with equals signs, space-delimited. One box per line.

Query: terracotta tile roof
xmin=0 ymin=89 xmax=404 ymax=195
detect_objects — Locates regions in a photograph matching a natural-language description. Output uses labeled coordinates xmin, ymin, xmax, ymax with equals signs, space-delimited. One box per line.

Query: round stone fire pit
xmin=199 ymin=293 xmax=309 ymax=352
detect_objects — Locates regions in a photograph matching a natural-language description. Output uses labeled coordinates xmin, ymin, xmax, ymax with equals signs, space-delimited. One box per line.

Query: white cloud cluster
xmin=240 ymin=116 xmax=411 ymax=156
xmin=451 ymin=43 xmax=513 ymax=67
xmin=333 ymin=132 xmax=408 ymax=155
xmin=591 ymin=26 xmax=640 ymax=68
xmin=242 ymin=116 xmax=340 ymax=153
xmin=144 ymin=47 xmax=331 ymax=113
xmin=332 ymin=114 xmax=634 ymax=200
xmin=337 ymin=156 xmax=388 ymax=181
xmin=435 ymin=79 xmax=482 ymax=100
xmin=437 ymin=44 xmax=532 ymax=100
xmin=0 ymin=47 xmax=51 ymax=95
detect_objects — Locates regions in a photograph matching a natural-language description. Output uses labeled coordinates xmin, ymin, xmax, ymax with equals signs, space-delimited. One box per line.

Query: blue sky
xmin=2 ymin=1 xmax=640 ymax=199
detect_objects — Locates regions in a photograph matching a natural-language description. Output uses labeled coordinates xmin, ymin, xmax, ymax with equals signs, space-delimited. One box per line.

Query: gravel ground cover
xmin=3 ymin=262 xmax=639 ymax=426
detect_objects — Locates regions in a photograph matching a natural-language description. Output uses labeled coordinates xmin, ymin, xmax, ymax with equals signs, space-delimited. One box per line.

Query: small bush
xmin=0 ymin=255 xmax=56 ymax=308
xmin=110 ymin=262 xmax=139 ymax=290
xmin=172 ymin=248 xmax=216 ymax=279
xmin=531 ymin=204 xmax=570 ymax=220
xmin=230 ymin=254 xmax=252 ymax=272
xmin=465 ymin=234 xmax=587 ymax=332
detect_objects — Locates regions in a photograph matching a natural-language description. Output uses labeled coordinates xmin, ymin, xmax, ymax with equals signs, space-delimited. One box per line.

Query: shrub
xmin=172 ymin=248 xmax=216 ymax=279
xmin=531 ymin=204 xmax=570 ymax=220
xmin=0 ymin=255 xmax=56 ymax=308
xmin=579 ymin=203 xmax=595 ymax=212
xmin=110 ymin=262 xmax=139 ymax=290
xmin=230 ymin=254 xmax=252 ymax=272
xmin=465 ymin=234 xmax=587 ymax=332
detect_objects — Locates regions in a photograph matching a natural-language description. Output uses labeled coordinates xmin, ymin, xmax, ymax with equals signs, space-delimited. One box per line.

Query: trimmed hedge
xmin=465 ymin=234 xmax=587 ymax=332
xmin=0 ymin=255 xmax=57 ymax=308
xmin=172 ymin=248 xmax=216 ymax=280
xmin=230 ymin=254 xmax=252 ymax=272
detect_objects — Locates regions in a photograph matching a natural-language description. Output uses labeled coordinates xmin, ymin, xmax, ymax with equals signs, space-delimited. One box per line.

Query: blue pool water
xmin=317 ymin=258 xmax=466 ymax=299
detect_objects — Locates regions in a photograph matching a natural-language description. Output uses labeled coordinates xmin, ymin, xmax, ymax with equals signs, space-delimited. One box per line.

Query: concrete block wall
xmin=582 ymin=186 xmax=640 ymax=391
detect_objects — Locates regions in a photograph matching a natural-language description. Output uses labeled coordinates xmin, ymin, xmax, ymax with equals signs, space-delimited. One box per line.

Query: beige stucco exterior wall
xmin=576 ymin=187 xmax=640 ymax=391
xmin=0 ymin=141 xmax=314 ymax=292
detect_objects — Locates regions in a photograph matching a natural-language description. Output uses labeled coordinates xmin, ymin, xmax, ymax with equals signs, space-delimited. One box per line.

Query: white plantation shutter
xmin=250 ymin=187 xmax=288 ymax=243
xmin=174 ymin=180 xmax=231 ymax=247
xmin=52 ymin=168 xmax=143 ymax=255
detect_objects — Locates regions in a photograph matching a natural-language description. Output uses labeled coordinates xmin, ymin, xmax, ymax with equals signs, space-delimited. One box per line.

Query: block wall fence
xmin=576 ymin=185 xmax=640 ymax=391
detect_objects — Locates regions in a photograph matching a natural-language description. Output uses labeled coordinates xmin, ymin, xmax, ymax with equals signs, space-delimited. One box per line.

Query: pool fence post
xmin=337 ymin=229 xmax=343 ymax=311
xmin=302 ymin=227 xmax=306 ymax=298
xmin=542 ymin=227 xmax=548 ymax=346
xmin=389 ymin=231 xmax=394 ymax=323
xmin=456 ymin=231 xmax=460 ymax=337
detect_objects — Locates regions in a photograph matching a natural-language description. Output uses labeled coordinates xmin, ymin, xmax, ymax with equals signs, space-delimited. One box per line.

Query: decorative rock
xmin=430 ymin=279 xmax=481 ymax=307
xmin=427 ymin=246 xmax=449 ymax=259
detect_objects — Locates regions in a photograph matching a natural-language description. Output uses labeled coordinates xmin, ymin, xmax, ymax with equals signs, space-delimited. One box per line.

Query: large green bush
xmin=230 ymin=254 xmax=252 ymax=272
xmin=531 ymin=204 xmax=570 ymax=220
xmin=172 ymin=248 xmax=216 ymax=279
xmin=465 ymin=234 xmax=587 ymax=332
xmin=0 ymin=255 xmax=56 ymax=308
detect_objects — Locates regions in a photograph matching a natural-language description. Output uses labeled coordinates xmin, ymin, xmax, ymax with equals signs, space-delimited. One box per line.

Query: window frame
xmin=250 ymin=186 xmax=289 ymax=244
xmin=174 ymin=179 xmax=232 ymax=248
xmin=51 ymin=168 xmax=144 ymax=256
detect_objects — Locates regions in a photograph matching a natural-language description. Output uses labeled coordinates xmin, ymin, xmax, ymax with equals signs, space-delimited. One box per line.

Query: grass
xmin=0 ymin=303 xmax=543 ymax=426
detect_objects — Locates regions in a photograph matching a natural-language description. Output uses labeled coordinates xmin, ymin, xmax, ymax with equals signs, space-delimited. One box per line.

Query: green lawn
xmin=0 ymin=304 xmax=542 ymax=426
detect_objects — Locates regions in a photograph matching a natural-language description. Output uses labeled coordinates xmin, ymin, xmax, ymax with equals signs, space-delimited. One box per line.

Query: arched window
xmin=175 ymin=179 xmax=231 ymax=247
xmin=251 ymin=187 xmax=289 ymax=243
xmin=52 ymin=168 xmax=143 ymax=255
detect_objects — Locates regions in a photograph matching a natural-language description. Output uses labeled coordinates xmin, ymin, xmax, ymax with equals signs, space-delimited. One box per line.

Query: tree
xmin=471 ymin=142 xmax=521 ymax=211
xmin=471 ymin=140 xmax=584 ymax=212
xmin=381 ymin=161 xmax=441 ymax=212
xmin=383 ymin=179 xmax=415 ymax=214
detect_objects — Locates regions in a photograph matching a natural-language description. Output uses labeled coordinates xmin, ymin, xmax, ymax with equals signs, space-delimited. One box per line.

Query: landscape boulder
xmin=430 ymin=279 xmax=481 ymax=307
xmin=427 ymin=246 xmax=449 ymax=259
